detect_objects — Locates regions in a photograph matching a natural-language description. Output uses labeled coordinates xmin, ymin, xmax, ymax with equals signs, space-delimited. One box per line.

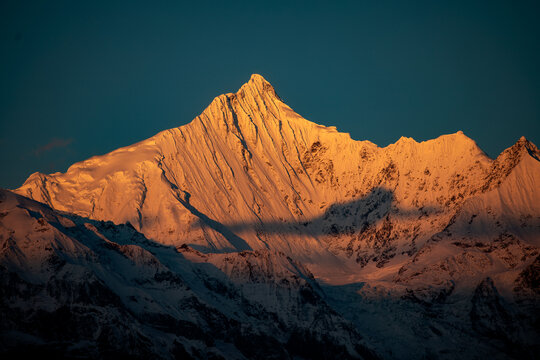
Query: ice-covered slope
xmin=0 ymin=189 xmax=376 ymax=359
xmin=16 ymin=74 xmax=521 ymax=276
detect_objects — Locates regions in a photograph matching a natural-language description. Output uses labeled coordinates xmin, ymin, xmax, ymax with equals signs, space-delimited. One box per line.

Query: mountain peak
xmin=510 ymin=135 xmax=538 ymax=154
xmin=239 ymin=74 xmax=279 ymax=99
xmin=515 ymin=136 xmax=540 ymax=160
xmin=448 ymin=130 xmax=470 ymax=140
xmin=249 ymin=73 xmax=269 ymax=85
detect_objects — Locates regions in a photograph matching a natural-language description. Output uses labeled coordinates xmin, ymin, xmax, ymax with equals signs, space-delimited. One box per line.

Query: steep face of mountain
xmin=0 ymin=189 xmax=376 ymax=359
xmin=16 ymin=74 xmax=515 ymax=276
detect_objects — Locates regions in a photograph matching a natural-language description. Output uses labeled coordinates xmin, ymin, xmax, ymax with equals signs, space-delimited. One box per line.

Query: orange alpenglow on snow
xmin=15 ymin=74 xmax=540 ymax=281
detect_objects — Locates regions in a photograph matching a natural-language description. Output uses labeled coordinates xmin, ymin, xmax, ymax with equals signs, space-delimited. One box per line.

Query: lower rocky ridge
xmin=0 ymin=189 xmax=377 ymax=360
xmin=2 ymin=182 xmax=540 ymax=359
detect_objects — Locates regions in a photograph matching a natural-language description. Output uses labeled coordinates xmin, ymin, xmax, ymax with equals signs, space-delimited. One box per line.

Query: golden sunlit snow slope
xmin=15 ymin=75 xmax=540 ymax=279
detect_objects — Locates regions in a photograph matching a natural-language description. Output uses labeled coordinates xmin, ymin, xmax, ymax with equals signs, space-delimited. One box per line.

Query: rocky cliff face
xmin=7 ymin=74 xmax=540 ymax=358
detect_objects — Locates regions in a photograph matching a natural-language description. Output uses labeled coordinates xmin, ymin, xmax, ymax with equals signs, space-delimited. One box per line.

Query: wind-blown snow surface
xmin=5 ymin=74 xmax=540 ymax=358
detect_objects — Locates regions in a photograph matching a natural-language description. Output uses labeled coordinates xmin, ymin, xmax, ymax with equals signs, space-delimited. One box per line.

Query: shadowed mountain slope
xmin=0 ymin=189 xmax=377 ymax=359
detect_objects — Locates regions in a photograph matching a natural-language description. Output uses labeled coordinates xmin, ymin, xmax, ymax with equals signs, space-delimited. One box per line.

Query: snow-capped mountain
xmin=3 ymin=74 xmax=540 ymax=358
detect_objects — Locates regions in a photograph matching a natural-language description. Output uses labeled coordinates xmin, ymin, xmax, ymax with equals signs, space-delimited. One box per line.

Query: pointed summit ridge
xmin=196 ymin=73 xmax=286 ymax=134
xmin=203 ymin=74 xmax=280 ymax=116
xmin=510 ymin=135 xmax=539 ymax=155
xmin=514 ymin=136 xmax=540 ymax=160
xmin=516 ymin=136 xmax=540 ymax=160
xmin=247 ymin=73 xmax=272 ymax=89
xmin=239 ymin=74 xmax=279 ymax=99
xmin=249 ymin=73 xmax=269 ymax=85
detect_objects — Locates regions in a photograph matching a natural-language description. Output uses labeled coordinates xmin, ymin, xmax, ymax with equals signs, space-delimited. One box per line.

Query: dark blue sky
xmin=1 ymin=0 xmax=539 ymax=189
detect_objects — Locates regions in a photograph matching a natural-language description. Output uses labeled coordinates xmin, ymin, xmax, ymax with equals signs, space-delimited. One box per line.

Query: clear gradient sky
xmin=1 ymin=0 xmax=539 ymax=189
